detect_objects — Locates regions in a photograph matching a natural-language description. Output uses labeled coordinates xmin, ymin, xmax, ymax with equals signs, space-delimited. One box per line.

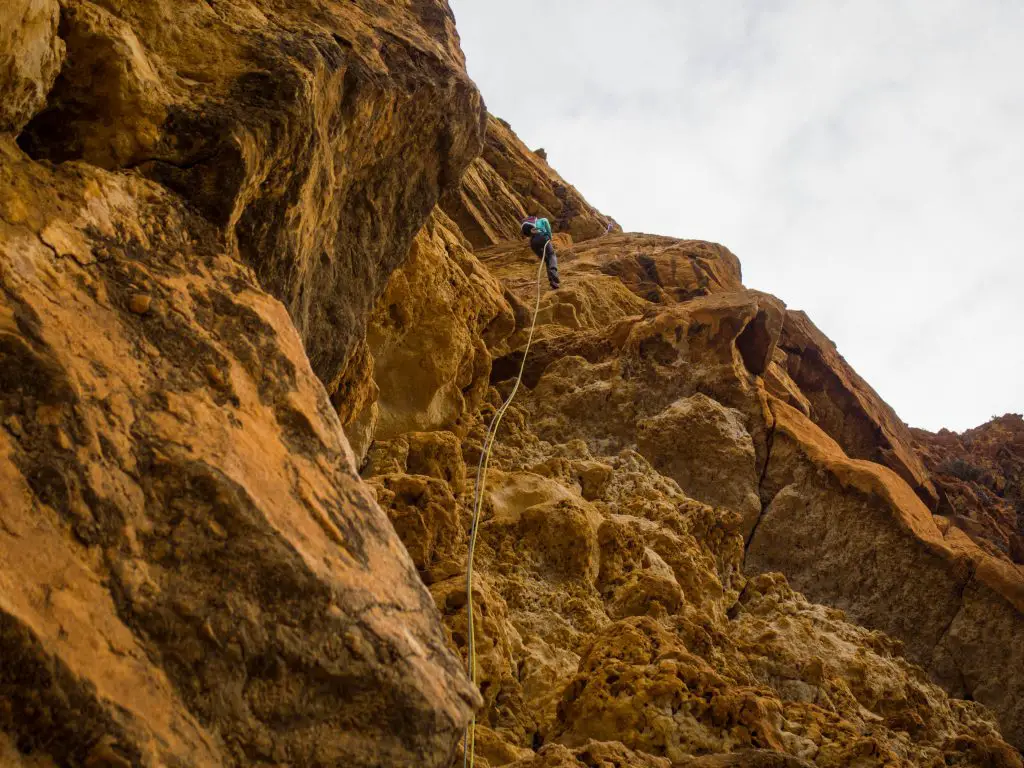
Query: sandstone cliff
xmin=441 ymin=115 xmax=619 ymax=248
xmin=1 ymin=1 xmax=482 ymax=765
xmin=913 ymin=415 xmax=1024 ymax=565
xmin=355 ymin=57 xmax=1024 ymax=767
xmin=2 ymin=2 xmax=1022 ymax=767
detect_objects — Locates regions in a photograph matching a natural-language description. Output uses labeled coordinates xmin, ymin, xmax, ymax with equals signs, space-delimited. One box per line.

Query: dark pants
xmin=542 ymin=241 xmax=560 ymax=289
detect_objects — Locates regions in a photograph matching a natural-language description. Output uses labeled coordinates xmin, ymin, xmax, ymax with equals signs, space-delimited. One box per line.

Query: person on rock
xmin=520 ymin=216 xmax=560 ymax=290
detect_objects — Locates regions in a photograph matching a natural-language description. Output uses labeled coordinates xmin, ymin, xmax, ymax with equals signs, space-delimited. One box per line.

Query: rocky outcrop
xmin=353 ymin=230 xmax=745 ymax=461
xmin=15 ymin=0 xmax=485 ymax=398
xmin=479 ymin=233 xmax=745 ymax=367
xmin=347 ymin=208 xmax=514 ymax=460
xmin=366 ymin=216 xmax=1024 ymax=752
xmin=363 ymin=215 xmax=1024 ymax=763
xmin=442 ymin=115 xmax=618 ymax=248
xmin=776 ymin=310 xmax=938 ymax=509
xmin=638 ymin=394 xmax=762 ymax=538
xmin=0 ymin=0 xmax=63 ymax=133
xmin=748 ymin=398 xmax=1024 ymax=747
xmin=3 ymin=1 xmax=1023 ymax=765
xmin=1 ymin=2 xmax=486 ymax=765
xmin=913 ymin=414 xmax=1024 ymax=564
xmin=0 ymin=138 xmax=476 ymax=766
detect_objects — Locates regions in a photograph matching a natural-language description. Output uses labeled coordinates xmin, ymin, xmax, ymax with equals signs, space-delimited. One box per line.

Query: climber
xmin=520 ymin=216 xmax=560 ymax=290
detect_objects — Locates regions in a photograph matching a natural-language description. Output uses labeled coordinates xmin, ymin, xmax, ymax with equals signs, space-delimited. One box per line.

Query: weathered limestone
xmin=3 ymin=0 xmax=1022 ymax=763
xmin=913 ymin=414 xmax=1024 ymax=563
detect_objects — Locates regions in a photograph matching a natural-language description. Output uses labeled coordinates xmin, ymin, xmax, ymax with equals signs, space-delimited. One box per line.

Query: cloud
xmin=450 ymin=0 xmax=1023 ymax=431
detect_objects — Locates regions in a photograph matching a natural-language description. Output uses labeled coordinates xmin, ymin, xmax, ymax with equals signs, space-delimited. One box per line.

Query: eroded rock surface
xmin=349 ymin=208 xmax=514 ymax=460
xmin=16 ymin=0 xmax=486 ymax=398
xmin=442 ymin=115 xmax=618 ymax=248
xmin=2 ymin=1 xmax=1022 ymax=765
xmin=0 ymin=0 xmax=63 ymax=132
xmin=1 ymin=1 xmax=486 ymax=765
xmin=363 ymin=210 xmax=1024 ymax=762
xmin=0 ymin=138 xmax=477 ymax=766
xmin=776 ymin=310 xmax=938 ymax=509
xmin=748 ymin=398 xmax=1024 ymax=745
xmin=913 ymin=415 xmax=1024 ymax=564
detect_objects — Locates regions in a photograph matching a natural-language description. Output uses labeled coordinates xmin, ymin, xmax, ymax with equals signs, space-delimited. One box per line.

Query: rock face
xmin=349 ymin=208 xmax=514 ymax=460
xmin=638 ymin=393 xmax=762 ymax=538
xmin=748 ymin=399 xmax=1024 ymax=746
xmin=442 ymin=114 xmax=619 ymax=248
xmin=1 ymin=2 xmax=485 ymax=766
xmin=15 ymin=0 xmax=485 ymax=399
xmin=3 ymin=1 xmax=1023 ymax=766
xmin=363 ymin=223 xmax=1024 ymax=762
xmin=913 ymin=415 xmax=1024 ymax=564
xmin=0 ymin=138 xmax=476 ymax=766
xmin=776 ymin=310 xmax=938 ymax=509
xmin=0 ymin=0 xmax=63 ymax=132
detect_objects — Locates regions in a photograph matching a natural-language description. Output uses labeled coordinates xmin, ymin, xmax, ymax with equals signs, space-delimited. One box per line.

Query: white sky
xmin=448 ymin=0 xmax=1023 ymax=432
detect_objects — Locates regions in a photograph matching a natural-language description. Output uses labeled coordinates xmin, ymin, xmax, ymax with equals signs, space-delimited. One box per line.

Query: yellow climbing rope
xmin=464 ymin=251 xmax=548 ymax=768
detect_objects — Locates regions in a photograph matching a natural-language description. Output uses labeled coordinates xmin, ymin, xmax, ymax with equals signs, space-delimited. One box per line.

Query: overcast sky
xmin=448 ymin=0 xmax=1022 ymax=432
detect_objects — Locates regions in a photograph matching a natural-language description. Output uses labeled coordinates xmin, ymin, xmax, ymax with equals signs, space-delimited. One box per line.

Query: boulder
xmin=638 ymin=393 xmax=762 ymax=539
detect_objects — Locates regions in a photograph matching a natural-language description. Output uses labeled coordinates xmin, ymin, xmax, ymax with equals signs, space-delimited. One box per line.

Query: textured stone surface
xmin=777 ymin=310 xmax=938 ymax=509
xmin=364 ymin=248 xmax=1021 ymax=765
xmin=913 ymin=414 xmax=1024 ymax=564
xmin=479 ymin=234 xmax=752 ymax=384
xmin=350 ymin=208 xmax=513 ymax=460
xmin=748 ymin=397 xmax=1024 ymax=748
xmin=366 ymin=147 xmax=1024 ymax=757
xmin=442 ymin=115 xmax=618 ymax=248
xmin=1 ymin=3 xmax=488 ymax=763
xmin=16 ymin=0 xmax=486 ymax=399
xmin=638 ymin=394 xmax=762 ymax=538
xmin=0 ymin=136 xmax=478 ymax=766
xmin=481 ymin=233 xmax=744 ymax=310
xmin=0 ymin=0 xmax=63 ymax=132
xmin=3 ymin=0 xmax=1023 ymax=764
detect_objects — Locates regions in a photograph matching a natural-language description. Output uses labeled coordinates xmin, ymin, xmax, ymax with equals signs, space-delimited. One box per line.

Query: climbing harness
xmin=463 ymin=252 xmax=547 ymax=768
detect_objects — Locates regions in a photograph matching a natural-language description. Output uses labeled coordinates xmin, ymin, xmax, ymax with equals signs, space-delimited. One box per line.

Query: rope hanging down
xmin=464 ymin=253 xmax=548 ymax=768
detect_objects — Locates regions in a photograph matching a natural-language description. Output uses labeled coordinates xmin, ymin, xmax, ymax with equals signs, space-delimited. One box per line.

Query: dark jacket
xmin=529 ymin=230 xmax=551 ymax=259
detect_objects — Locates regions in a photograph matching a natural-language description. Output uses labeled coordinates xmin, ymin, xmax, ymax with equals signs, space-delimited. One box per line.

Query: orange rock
xmin=15 ymin=0 xmax=486 ymax=403
xmin=442 ymin=114 xmax=618 ymax=248
xmin=749 ymin=397 xmax=1024 ymax=746
xmin=128 ymin=293 xmax=152 ymax=315
xmin=0 ymin=136 xmax=476 ymax=765
xmin=4 ymin=0 xmax=1023 ymax=763
xmin=352 ymin=209 xmax=513 ymax=459
xmin=776 ymin=310 xmax=938 ymax=509
xmin=638 ymin=393 xmax=762 ymax=538
xmin=0 ymin=0 xmax=63 ymax=132
xmin=913 ymin=414 xmax=1024 ymax=564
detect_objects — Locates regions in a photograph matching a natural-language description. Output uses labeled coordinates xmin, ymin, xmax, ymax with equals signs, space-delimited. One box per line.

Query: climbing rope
xmin=463 ymin=251 xmax=548 ymax=768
